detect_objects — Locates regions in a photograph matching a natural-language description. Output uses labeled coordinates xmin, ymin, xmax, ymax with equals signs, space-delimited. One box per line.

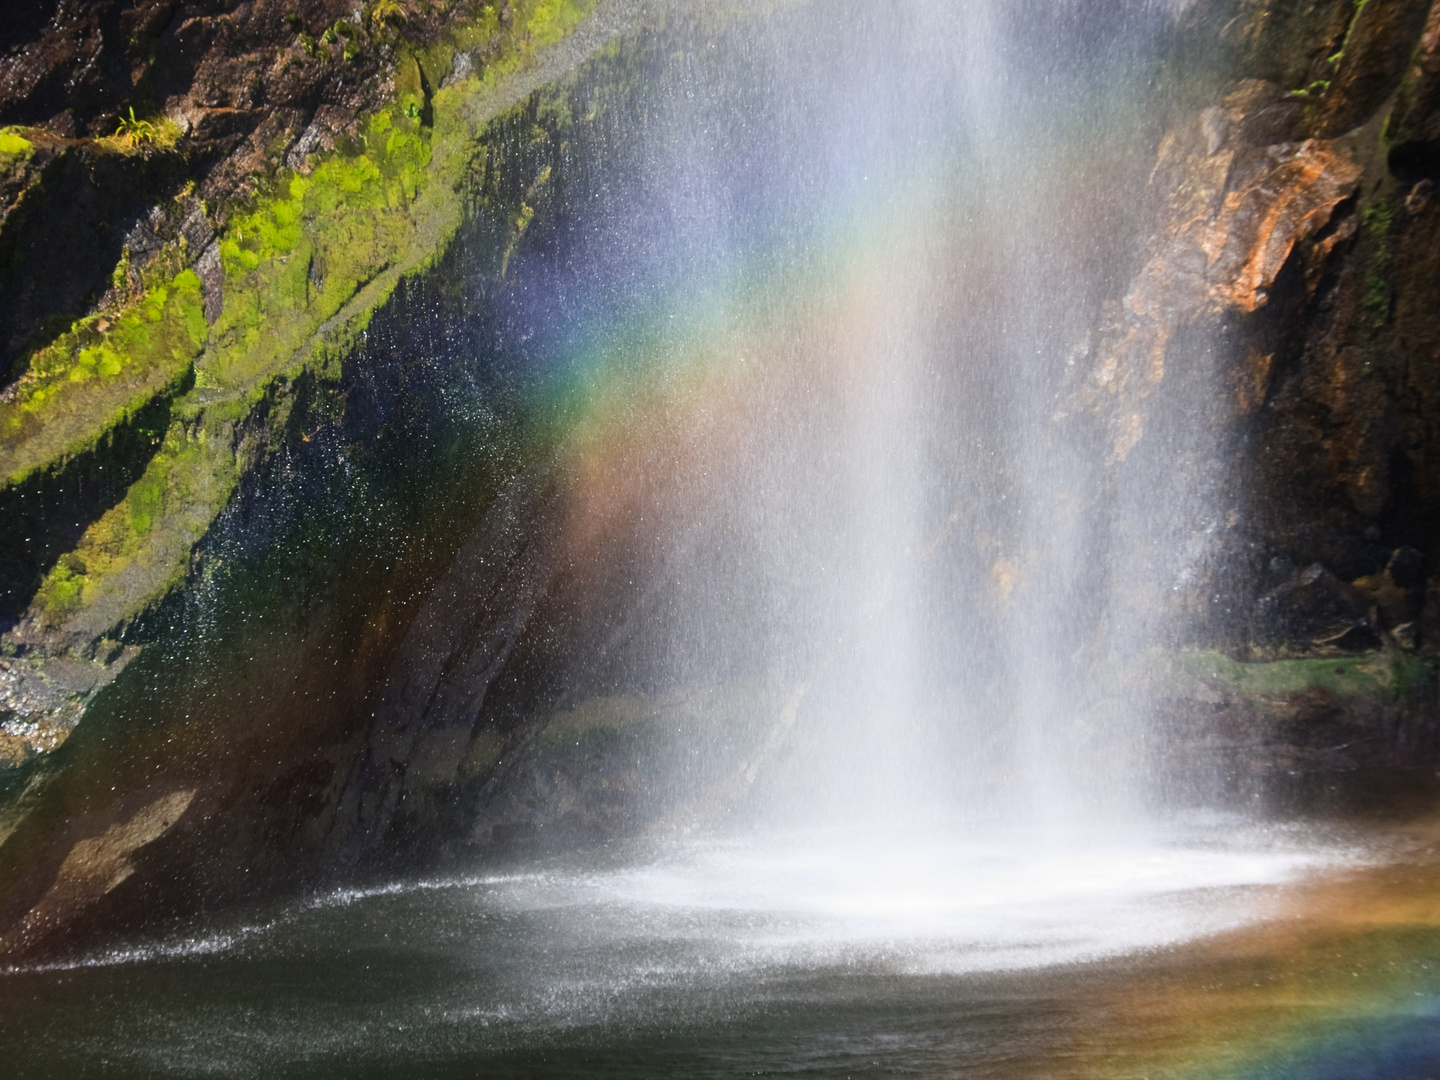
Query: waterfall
xmin=8 ymin=3 xmax=1433 ymax=1071
xmin=517 ymin=0 xmax=1207 ymax=836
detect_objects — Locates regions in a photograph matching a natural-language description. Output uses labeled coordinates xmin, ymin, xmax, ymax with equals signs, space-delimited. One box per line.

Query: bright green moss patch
xmin=14 ymin=270 xmax=204 ymax=404
xmin=33 ymin=423 xmax=240 ymax=633
xmin=527 ymin=0 xmax=593 ymax=46
xmin=1 ymin=271 xmax=206 ymax=489
xmin=193 ymin=53 xmax=448 ymax=409
xmin=35 ymin=562 xmax=84 ymax=624
xmin=0 ymin=127 xmax=34 ymax=160
xmin=6 ymin=0 xmax=597 ymax=485
xmin=204 ymin=104 xmax=432 ymax=396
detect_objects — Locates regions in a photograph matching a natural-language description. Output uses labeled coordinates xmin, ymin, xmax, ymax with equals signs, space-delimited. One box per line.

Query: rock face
xmin=0 ymin=0 xmax=618 ymax=959
xmin=0 ymin=0 xmax=603 ymax=765
xmin=0 ymin=0 xmax=397 ymax=385
xmin=1192 ymin=0 xmax=1440 ymax=627
xmin=1077 ymin=88 xmax=1365 ymax=464
xmin=0 ymin=0 xmax=1439 ymax=963
xmin=1071 ymin=0 xmax=1440 ymax=794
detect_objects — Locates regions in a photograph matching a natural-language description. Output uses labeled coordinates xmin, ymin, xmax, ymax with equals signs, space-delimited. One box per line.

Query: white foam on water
xmin=4 ymin=823 xmax=1379 ymax=1070
xmin=466 ymin=824 xmax=1369 ymax=982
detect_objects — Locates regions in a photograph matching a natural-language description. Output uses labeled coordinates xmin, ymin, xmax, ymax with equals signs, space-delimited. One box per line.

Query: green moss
xmin=1363 ymin=271 xmax=1389 ymax=318
xmin=109 ymin=247 xmax=134 ymax=295
xmin=527 ymin=0 xmax=593 ymax=46
xmin=200 ymin=106 xmax=436 ymax=398
xmin=1361 ymin=197 xmax=1394 ymax=326
xmin=33 ymin=421 xmax=242 ymax=635
xmin=126 ymin=465 xmax=166 ymax=535
xmin=8 ymin=0 xmax=591 ymax=472
xmin=365 ymin=0 xmax=408 ymax=31
xmin=1 ymin=270 xmax=207 ymax=488
xmin=35 ymin=563 xmax=83 ymax=624
xmin=6 ymin=0 xmax=602 ymax=638
xmin=1362 ymin=198 xmax=1393 ymax=235
xmin=0 ymin=127 xmax=34 ymax=160
xmin=1163 ymin=649 xmax=1432 ymax=704
xmin=1381 ymin=109 xmax=1411 ymax=146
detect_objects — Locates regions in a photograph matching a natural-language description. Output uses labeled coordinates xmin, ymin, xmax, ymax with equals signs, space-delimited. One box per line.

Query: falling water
xmin=528 ymin=0 xmax=1196 ymax=834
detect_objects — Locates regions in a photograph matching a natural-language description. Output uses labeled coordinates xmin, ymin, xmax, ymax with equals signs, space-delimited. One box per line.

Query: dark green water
xmin=11 ymin=824 xmax=1439 ymax=1079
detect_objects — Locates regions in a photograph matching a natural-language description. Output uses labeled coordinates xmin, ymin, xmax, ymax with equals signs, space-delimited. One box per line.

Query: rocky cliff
xmin=0 ymin=0 xmax=603 ymax=767
xmin=1099 ymin=0 xmax=1440 ymax=807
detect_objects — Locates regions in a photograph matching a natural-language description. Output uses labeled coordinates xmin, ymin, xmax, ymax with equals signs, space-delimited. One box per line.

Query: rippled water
xmin=10 ymin=821 xmax=1440 ymax=1079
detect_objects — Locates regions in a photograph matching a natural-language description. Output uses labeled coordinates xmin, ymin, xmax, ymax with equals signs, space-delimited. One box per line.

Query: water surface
xmin=5 ymin=820 xmax=1439 ymax=1078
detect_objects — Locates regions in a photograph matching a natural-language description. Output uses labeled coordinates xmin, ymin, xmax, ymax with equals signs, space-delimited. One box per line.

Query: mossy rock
xmin=1 ymin=0 xmax=603 ymax=649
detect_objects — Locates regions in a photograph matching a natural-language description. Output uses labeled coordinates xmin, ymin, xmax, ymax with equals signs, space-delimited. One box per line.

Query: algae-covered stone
xmin=1 ymin=0 xmax=607 ymax=664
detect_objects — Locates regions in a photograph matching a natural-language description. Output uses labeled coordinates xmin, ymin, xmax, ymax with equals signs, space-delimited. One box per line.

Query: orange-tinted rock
xmin=1076 ymin=85 xmax=1362 ymax=460
xmin=1071 ymin=0 xmax=1440 ymax=654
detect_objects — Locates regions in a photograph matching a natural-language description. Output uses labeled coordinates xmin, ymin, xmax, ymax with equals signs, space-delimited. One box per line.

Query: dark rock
xmin=283 ymin=121 xmax=326 ymax=171
xmin=1405 ymin=176 xmax=1435 ymax=213
xmin=444 ymin=51 xmax=475 ymax=88
xmin=1238 ymin=99 xmax=1307 ymax=146
xmin=490 ymin=820 xmax=540 ymax=849
xmin=1252 ymin=562 xmax=1374 ymax=647
xmin=1388 ymin=546 xmax=1426 ymax=589
xmin=1312 ymin=620 xmax=1382 ymax=651
xmin=178 ymin=203 xmax=214 ymax=255
xmin=195 ymin=239 xmax=223 ymax=324
xmin=1267 ymin=554 xmax=1299 ymax=582
xmin=1391 ymin=140 xmax=1440 ymax=185
xmin=1149 ymin=647 xmax=1440 ymax=814
xmin=1393 ymin=621 xmax=1420 ymax=650
xmin=1317 ymin=0 xmax=1433 ymax=136
xmin=1219 ymin=80 xmax=1307 ymax=146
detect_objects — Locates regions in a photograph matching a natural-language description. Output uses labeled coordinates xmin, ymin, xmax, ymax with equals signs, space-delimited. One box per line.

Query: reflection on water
xmin=4 ymin=820 xmax=1439 ymax=1078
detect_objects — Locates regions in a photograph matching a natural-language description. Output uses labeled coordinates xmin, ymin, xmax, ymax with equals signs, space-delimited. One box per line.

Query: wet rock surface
xmin=1142 ymin=646 xmax=1440 ymax=816
xmin=1087 ymin=0 xmax=1440 ymax=808
xmin=0 ymin=0 xmax=614 ymax=960
xmin=0 ymin=0 xmax=602 ymax=672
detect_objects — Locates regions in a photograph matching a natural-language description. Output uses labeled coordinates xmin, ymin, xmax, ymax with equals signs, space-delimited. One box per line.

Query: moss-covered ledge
xmin=0 ymin=0 xmax=641 ymax=767
xmin=1128 ymin=646 xmax=1440 ymax=807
